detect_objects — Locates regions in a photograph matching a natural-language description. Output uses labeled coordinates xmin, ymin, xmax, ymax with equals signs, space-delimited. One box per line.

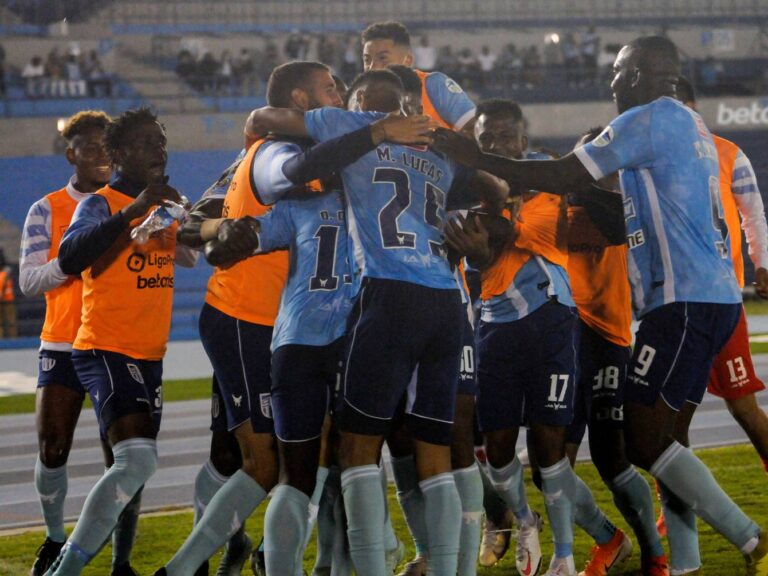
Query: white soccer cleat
xmin=543 ymin=554 xmax=576 ymax=576
xmin=516 ymin=511 xmax=544 ymax=576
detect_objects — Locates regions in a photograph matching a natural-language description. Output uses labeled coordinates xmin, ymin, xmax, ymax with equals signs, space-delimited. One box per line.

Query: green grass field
xmin=0 ymin=444 xmax=766 ymax=576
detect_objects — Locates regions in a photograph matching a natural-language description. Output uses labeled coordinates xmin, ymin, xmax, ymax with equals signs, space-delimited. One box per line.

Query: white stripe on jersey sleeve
xmin=731 ymin=150 xmax=768 ymax=270
xmin=573 ymin=145 xmax=605 ymax=181
xmin=19 ymin=197 xmax=69 ymax=297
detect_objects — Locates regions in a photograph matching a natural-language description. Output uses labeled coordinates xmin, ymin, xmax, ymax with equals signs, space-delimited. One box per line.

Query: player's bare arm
xmin=433 ymin=127 xmax=594 ymax=195
xmin=246 ymin=106 xmax=436 ymax=146
xmin=177 ymin=197 xmax=225 ymax=247
xmin=120 ymin=182 xmax=182 ymax=223
xmin=203 ymin=217 xmax=260 ymax=268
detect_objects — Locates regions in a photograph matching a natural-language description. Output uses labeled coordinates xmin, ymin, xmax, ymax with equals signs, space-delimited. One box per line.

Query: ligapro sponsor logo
xmin=717 ymin=99 xmax=768 ymax=126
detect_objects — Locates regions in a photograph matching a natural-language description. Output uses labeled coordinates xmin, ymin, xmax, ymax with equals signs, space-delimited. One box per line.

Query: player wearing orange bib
xmin=45 ymin=108 xmax=196 ymax=576
xmin=677 ymin=78 xmax=768 ymax=475
xmin=17 ymin=111 xmax=151 ymax=576
xmin=565 ymin=128 xmax=668 ymax=576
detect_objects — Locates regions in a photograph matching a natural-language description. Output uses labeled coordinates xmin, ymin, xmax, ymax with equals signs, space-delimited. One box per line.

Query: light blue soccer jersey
xmin=574 ymin=96 xmax=741 ymax=317
xmin=256 ymin=190 xmax=353 ymax=350
xmin=305 ymin=107 xmax=462 ymax=291
xmin=422 ymin=71 xmax=477 ymax=130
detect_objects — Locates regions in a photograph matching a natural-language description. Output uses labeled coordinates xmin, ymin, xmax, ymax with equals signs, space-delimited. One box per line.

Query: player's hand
xmin=755 ymin=267 xmax=768 ymax=300
xmin=431 ymin=128 xmax=483 ymax=168
xmin=217 ymin=216 xmax=260 ymax=255
xmin=122 ymin=182 xmax=181 ymax=222
xmin=444 ymin=213 xmax=491 ymax=264
xmin=370 ymin=113 xmax=437 ymax=146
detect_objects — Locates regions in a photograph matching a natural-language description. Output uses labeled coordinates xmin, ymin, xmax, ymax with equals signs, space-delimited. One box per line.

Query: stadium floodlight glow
xmin=57 ymin=118 xmax=67 ymax=133
xmin=545 ymin=33 xmax=560 ymax=44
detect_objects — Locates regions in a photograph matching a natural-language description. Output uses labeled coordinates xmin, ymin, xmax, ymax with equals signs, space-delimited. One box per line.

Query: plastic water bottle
xmin=131 ymin=198 xmax=189 ymax=244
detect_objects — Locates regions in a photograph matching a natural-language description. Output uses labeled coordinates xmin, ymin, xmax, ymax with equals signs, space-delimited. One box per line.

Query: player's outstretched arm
xmin=177 ymin=197 xmax=226 ymax=248
xmin=245 ymin=107 xmax=308 ymax=141
xmin=433 ymin=128 xmax=594 ymax=195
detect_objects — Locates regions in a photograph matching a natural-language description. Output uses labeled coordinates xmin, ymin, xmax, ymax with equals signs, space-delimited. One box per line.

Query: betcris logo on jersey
xmin=127 ymin=252 xmax=175 ymax=289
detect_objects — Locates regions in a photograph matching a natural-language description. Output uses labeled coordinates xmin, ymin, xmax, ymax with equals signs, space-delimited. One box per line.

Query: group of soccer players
xmin=18 ymin=17 xmax=768 ymax=576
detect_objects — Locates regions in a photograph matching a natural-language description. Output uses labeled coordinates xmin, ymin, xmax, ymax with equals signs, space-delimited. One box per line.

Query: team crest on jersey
xmin=41 ymin=357 xmax=56 ymax=372
xmin=445 ymin=78 xmax=463 ymax=94
xmin=259 ymin=393 xmax=272 ymax=419
xmin=126 ymin=363 xmax=145 ymax=384
xmin=592 ymin=126 xmax=614 ymax=147
xmin=623 ymin=197 xmax=636 ymax=220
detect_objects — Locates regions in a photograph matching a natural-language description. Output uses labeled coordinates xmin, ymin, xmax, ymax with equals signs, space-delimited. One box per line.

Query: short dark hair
xmin=361 ymin=21 xmax=411 ymax=47
xmin=627 ymin=35 xmax=680 ymax=73
xmin=475 ymin=98 xmax=524 ymax=123
xmin=676 ymin=75 xmax=695 ymax=103
xmin=61 ymin=110 xmax=111 ymax=141
xmin=266 ymin=61 xmax=330 ymax=108
xmin=387 ymin=64 xmax=422 ymax=95
xmin=348 ymin=69 xmax=404 ymax=95
xmin=104 ymin=107 xmax=162 ymax=161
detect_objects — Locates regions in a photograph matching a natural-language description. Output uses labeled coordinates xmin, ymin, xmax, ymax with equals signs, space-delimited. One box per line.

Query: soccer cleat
xmin=544 ymin=555 xmax=576 ymax=576
xmin=641 ymin=554 xmax=669 ymax=576
xmin=31 ymin=538 xmax=64 ymax=576
xmin=111 ymin=564 xmax=139 ymax=576
xmin=250 ymin=538 xmax=266 ymax=576
xmin=656 ymin=511 xmax=667 ymax=538
xmin=479 ymin=510 xmax=514 ymax=567
xmin=396 ymin=556 xmax=427 ymax=576
xmin=578 ymin=528 xmax=633 ymax=576
xmin=516 ymin=511 xmax=543 ymax=576
xmin=385 ymin=539 xmax=406 ymax=573
xmin=216 ymin=533 xmax=253 ymax=576
xmin=746 ymin=531 xmax=768 ymax=576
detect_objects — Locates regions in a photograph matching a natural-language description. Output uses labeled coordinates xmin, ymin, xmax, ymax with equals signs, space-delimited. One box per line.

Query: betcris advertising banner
xmin=702 ymin=96 xmax=768 ymax=130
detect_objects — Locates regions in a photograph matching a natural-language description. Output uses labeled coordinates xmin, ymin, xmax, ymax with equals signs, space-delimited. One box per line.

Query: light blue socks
xmin=611 ymin=466 xmax=665 ymax=558
xmin=659 ymin=481 xmax=701 ymax=574
xmin=453 ymin=464 xmax=483 ymax=576
xmin=391 ymin=455 xmax=428 ymax=557
xmin=651 ymin=442 xmax=759 ymax=553
xmin=540 ymin=458 xmax=576 ymax=559
xmin=420 ymin=472 xmax=462 ymax=576
xmin=51 ymin=438 xmax=158 ymax=576
xmin=265 ymin=484 xmax=311 ymax=576
xmin=573 ymin=474 xmax=616 ymax=545
xmin=112 ymin=487 xmax=143 ymax=568
xmin=35 ymin=457 xmax=68 ymax=543
xmin=165 ymin=469 xmax=267 ymax=576
xmin=341 ymin=464 xmax=387 ymax=576
xmin=488 ymin=455 xmax=535 ymax=525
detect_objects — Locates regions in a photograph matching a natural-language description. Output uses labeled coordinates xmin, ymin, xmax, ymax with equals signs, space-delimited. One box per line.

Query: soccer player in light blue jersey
xmin=433 ymin=35 xmax=768 ymax=575
xmin=245 ymin=69 xmax=503 ymax=576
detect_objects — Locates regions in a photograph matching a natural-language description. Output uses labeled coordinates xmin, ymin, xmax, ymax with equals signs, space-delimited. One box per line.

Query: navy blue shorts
xmin=457 ymin=313 xmax=478 ymax=396
xmin=566 ymin=320 xmax=630 ymax=445
xmin=477 ymin=301 xmax=579 ymax=432
xmin=37 ymin=350 xmax=85 ymax=395
xmin=338 ymin=278 xmax=464 ymax=446
xmin=72 ymin=349 xmax=163 ymax=438
xmin=626 ymin=302 xmax=740 ymax=411
xmin=199 ymin=303 xmax=274 ymax=433
xmin=271 ymin=339 xmax=342 ymax=442
xmin=209 ymin=375 xmax=229 ymax=433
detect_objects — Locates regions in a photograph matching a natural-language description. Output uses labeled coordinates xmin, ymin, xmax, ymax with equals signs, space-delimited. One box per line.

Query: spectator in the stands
xmin=413 ymin=35 xmax=436 ymax=71
xmin=197 ymin=51 xmax=219 ymax=93
xmin=234 ymin=48 xmax=257 ymax=95
xmin=597 ymin=42 xmax=619 ymax=89
xmin=497 ymin=42 xmax=522 ymax=88
xmin=217 ymin=50 xmax=234 ymax=95
xmin=84 ymin=50 xmax=111 ymax=97
xmin=22 ymin=55 xmax=46 ymax=98
xmin=435 ymin=45 xmax=459 ymax=78
xmin=259 ymin=40 xmax=282 ymax=83
xmin=284 ymin=31 xmax=310 ymax=61
xmin=543 ymin=35 xmax=562 ymax=69
xmin=523 ymin=45 xmax=542 ymax=88
xmin=0 ymin=249 xmax=16 ymax=339
xmin=457 ymin=47 xmax=479 ymax=87
xmin=318 ymin=34 xmax=340 ymax=72
xmin=561 ymin=32 xmax=580 ymax=86
xmin=46 ymin=47 xmax=65 ymax=97
xmin=65 ymin=53 xmax=85 ymax=96
xmin=580 ymin=26 xmax=600 ymax=84
xmin=341 ymin=35 xmax=360 ymax=83
xmin=477 ymin=45 xmax=497 ymax=88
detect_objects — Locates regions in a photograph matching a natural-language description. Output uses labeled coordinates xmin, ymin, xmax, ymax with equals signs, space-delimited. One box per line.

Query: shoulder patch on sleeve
xmin=591 ymin=126 xmax=614 ymax=148
xmin=445 ymin=78 xmax=464 ymax=94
